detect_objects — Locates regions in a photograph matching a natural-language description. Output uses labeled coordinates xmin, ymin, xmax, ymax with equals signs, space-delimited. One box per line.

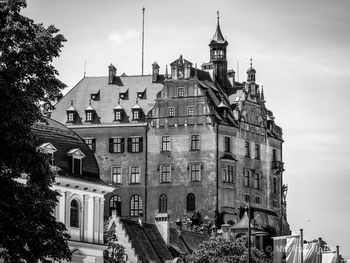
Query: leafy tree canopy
xmin=0 ymin=0 xmax=70 ymax=262
xmin=184 ymin=235 xmax=272 ymax=263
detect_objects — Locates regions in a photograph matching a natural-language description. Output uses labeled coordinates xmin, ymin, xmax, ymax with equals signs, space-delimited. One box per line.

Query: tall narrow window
xmin=224 ymin=136 xmax=231 ymax=153
xmin=161 ymin=136 xmax=171 ymax=151
xmin=168 ymin=107 xmax=175 ymax=117
xmin=67 ymin=112 xmax=75 ymax=122
xmin=255 ymin=196 xmax=261 ymax=204
xmin=109 ymin=195 xmax=121 ymax=216
xmin=254 ymin=173 xmax=260 ymax=189
xmin=187 ymin=106 xmax=194 ymax=116
xmin=111 ymin=166 xmax=122 ymax=184
xmin=130 ymin=195 xmax=143 ymax=217
xmin=190 ymin=164 xmax=201 ymax=182
xmin=159 ymin=194 xmax=167 ymax=213
xmin=254 ymin=144 xmax=260 ymax=160
xmin=109 ymin=138 xmax=124 ymax=153
xmin=245 ymin=194 xmax=250 ymax=202
xmin=160 ymin=164 xmax=171 ymax=183
xmin=245 ymin=141 xmax=250 ymax=157
xmin=222 ymin=169 xmax=227 ymax=182
xmin=84 ymin=138 xmax=96 ymax=153
xmin=114 ymin=110 xmax=123 ymax=121
xmin=86 ymin=111 xmax=93 ymax=122
xmin=273 ymin=177 xmax=278 ymax=193
xmin=244 ymin=170 xmax=250 ymax=187
xmin=191 ymin=135 xmax=200 ymax=151
xmin=178 ymin=88 xmax=184 ymax=97
xmin=186 ymin=193 xmax=195 ymax=212
xmin=70 ymin=200 xmax=79 ymax=228
xmin=130 ymin=166 xmax=140 ymax=184
xmin=227 ymin=165 xmax=234 ymax=183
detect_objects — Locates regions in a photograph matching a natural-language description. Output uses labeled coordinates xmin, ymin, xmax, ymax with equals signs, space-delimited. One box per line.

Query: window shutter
xmin=121 ymin=138 xmax=125 ymax=153
xmin=127 ymin=138 xmax=132 ymax=152
xmin=139 ymin=137 xmax=143 ymax=152
xmin=109 ymin=138 xmax=113 ymax=153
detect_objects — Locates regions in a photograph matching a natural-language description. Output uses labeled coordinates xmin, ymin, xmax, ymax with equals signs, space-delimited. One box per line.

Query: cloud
xmin=108 ymin=29 xmax=139 ymax=45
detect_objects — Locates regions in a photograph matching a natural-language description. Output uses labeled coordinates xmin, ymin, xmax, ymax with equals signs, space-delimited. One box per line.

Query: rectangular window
xmin=68 ymin=112 xmax=74 ymax=122
xmin=227 ymin=165 xmax=234 ymax=183
xmin=160 ymin=164 xmax=171 ymax=183
xmin=191 ymin=135 xmax=200 ymax=151
xmin=222 ymin=169 xmax=227 ymax=182
xmin=244 ymin=169 xmax=250 ymax=187
xmin=255 ymin=196 xmax=261 ymax=204
xmin=115 ymin=111 xmax=122 ymax=120
xmin=112 ymin=166 xmax=122 ymax=184
xmin=84 ymin=138 xmax=96 ymax=153
xmin=254 ymin=144 xmax=260 ymax=160
xmin=109 ymin=138 xmax=124 ymax=153
xmin=86 ymin=111 xmax=93 ymax=121
xmin=178 ymin=88 xmax=184 ymax=97
xmin=272 ymin=149 xmax=277 ymax=161
xmin=168 ymin=107 xmax=175 ymax=117
xmin=224 ymin=136 xmax=231 ymax=153
xmin=187 ymin=106 xmax=194 ymax=116
xmin=161 ymin=136 xmax=171 ymax=151
xmin=130 ymin=166 xmax=140 ymax=184
xmin=245 ymin=141 xmax=250 ymax=157
xmin=133 ymin=110 xmax=139 ymax=120
xmin=127 ymin=137 xmax=143 ymax=153
xmin=190 ymin=164 xmax=201 ymax=182
xmin=254 ymin=173 xmax=260 ymax=189
xmin=245 ymin=194 xmax=250 ymax=202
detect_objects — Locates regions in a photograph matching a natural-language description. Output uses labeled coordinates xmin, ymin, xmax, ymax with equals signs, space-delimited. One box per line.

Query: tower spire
xmin=141 ymin=7 xmax=145 ymax=75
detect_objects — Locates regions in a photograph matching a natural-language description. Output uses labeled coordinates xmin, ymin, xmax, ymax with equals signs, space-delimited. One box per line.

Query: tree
xmin=184 ymin=235 xmax=272 ymax=263
xmin=0 ymin=0 xmax=70 ymax=262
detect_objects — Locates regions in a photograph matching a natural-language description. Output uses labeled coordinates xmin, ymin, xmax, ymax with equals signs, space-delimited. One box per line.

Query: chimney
xmin=152 ymin=62 xmax=160 ymax=82
xmin=155 ymin=213 xmax=170 ymax=246
xmin=108 ymin=64 xmax=117 ymax=84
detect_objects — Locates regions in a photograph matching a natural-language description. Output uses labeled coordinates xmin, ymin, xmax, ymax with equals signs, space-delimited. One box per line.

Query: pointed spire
xmin=165 ymin=65 xmax=169 ymax=79
xmin=260 ymin=85 xmax=265 ymax=103
xmin=212 ymin=11 xmax=226 ymax=43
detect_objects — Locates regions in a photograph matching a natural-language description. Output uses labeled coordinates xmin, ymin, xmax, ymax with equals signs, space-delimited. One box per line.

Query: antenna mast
xmin=142 ymin=7 xmax=145 ymax=75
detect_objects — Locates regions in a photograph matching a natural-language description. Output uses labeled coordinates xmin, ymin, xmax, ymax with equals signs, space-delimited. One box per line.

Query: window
xmin=227 ymin=165 xmax=234 ymax=183
xmin=222 ymin=169 xmax=227 ymax=182
xmin=86 ymin=111 xmax=93 ymax=122
xmin=245 ymin=141 xmax=250 ymax=157
xmin=273 ymin=177 xmax=277 ymax=193
xmin=254 ymin=144 xmax=260 ymax=160
xmin=111 ymin=166 xmax=122 ymax=184
xmin=272 ymin=149 xmax=277 ymax=161
xmin=130 ymin=166 xmax=140 ymax=184
xmin=84 ymin=138 xmax=96 ymax=153
xmin=254 ymin=173 xmax=260 ymax=189
xmin=187 ymin=106 xmax=194 ymax=116
xmin=109 ymin=195 xmax=121 ymax=216
xmin=133 ymin=110 xmax=140 ymax=120
xmin=70 ymin=200 xmax=79 ymax=228
xmin=272 ymin=200 xmax=278 ymax=208
xmin=130 ymin=195 xmax=143 ymax=217
xmin=161 ymin=136 xmax=171 ymax=151
xmin=67 ymin=112 xmax=75 ymax=122
xmin=114 ymin=110 xmax=122 ymax=121
xmin=191 ymin=135 xmax=200 ymax=151
xmin=168 ymin=107 xmax=175 ymax=117
xmin=67 ymin=149 xmax=85 ymax=176
xmin=245 ymin=194 xmax=250 ymax=202
xmin=159 ymin=194 xmax=167 ymax=213
xmin=190 ymin=164 xmax=201 ymax=182
xmin=244 ymin=170 xmax=250 ymax=187
xmin=109 ymin=138 xmax=124 ymax=153
xmin=255 ymin=196 xmax=261 ymax=204
xmin=128 ymin=137 xmax=143 ymax=153
xmin=178 ymin=88 xmax=184 ymax=97
xmin=160 ymin=164 xmax=171 ymax=183
xmin=187 ymin=193 xmax=195 ymax=211
xmin=224 ymin=136 xmax=231 ymax=153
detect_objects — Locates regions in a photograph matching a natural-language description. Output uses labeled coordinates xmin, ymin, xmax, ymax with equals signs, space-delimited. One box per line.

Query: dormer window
xmin=66 ymin=100 xmax=77 ymax=123
xmin=85 ymin=100 xmax=95 ymax=122
xmin=86 ymin=111 xmax=93 ymax=121
xmin=131 ymin=99 xmax=142 ymax=121
xmin=67 ymin=148 xmax=85 ymax=176
xmin=119 ymin=89 xmax=129 ymax=100
xmin=178 ymin=88 xmax=184 ymax=97
xmin=115 ymin=110 xmax=123 ymax=121
xmin=133 ymin=110 xmax=140 ymax=120
xmin=90 ymin=90 xmax=100 ymax=101
xmin=137 ymin=89 xmax=146 ymax=100
xmin=38 ymin=143 xmax=57 ymax=166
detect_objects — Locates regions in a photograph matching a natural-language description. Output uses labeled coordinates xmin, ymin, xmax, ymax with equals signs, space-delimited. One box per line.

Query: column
xmin=99 ymin=198 xmax=105 ymax=244
xmin=93 ymin=197 xmax=99 ymax=243
xmin=83 ymin=195 xmax=90 ymax=242
xmin=65 ymin=191 xmax=71 ymax=226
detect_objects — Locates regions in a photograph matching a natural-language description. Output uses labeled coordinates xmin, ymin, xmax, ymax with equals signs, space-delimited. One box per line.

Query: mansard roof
xmin=31 ymin=117 xmax=101 ymax=182
xmin=51 ymin=75 xmax=164 ymax=124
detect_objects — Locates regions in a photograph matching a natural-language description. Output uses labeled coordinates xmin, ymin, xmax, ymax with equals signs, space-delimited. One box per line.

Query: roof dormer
xmin=131 ymin=98 xmax=143 ymax=121
xmin=85 ymin=100 xmax=96 ymax=122
xmin=38 ymin=142 xmax=57 ymax=166
xmin=113 ymin=98 xmax=124 ymax=121
xmin=66 ymin=100 xmax=78 ymax=123
xmin=67 ymin=148 xmax=85 ymax=176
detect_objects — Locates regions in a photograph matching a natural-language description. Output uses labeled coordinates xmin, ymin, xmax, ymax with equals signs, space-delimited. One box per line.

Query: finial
xmin=250 ymin=57 xmax=253 ymax=68
xmin=136 ymin=97 xmax=138 ymax=104
xmin=89 ymin=99 xmax=92 ymax=105
xmin=71 ymin=100 xmax=73 ymax=106
xmin=195 ymin=63 xmax=198 ymax=77
xmin=217 ymin=11 xmax=220 ymax=21
xmin=117 ymin=98 xmax=120 ymax=104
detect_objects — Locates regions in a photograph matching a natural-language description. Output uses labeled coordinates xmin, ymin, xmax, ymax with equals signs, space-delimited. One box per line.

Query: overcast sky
xmin=23 ymin=0 xmax=350 ymax=258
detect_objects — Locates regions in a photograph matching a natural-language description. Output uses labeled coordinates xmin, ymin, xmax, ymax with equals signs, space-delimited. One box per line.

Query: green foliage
xmin=184 ymin=235 xmax=272 ymax=263
xmin=0 ymin=0 xmax=70 ymax=262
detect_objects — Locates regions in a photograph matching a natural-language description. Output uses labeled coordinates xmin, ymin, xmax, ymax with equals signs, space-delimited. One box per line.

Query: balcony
xmin=272 ymin=161 xmax=284 ymax=171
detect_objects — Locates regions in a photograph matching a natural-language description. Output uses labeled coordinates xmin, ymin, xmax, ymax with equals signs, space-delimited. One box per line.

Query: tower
xmin=209 ymin=12 xmax=228 ymax=87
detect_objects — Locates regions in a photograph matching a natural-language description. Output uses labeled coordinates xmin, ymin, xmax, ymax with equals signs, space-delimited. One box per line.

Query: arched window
xmin=187 ymin=193 xmax=195 ymax=212
xmin=70 ymin=199 xmax=79 ymax=228
xmin=159 ymin=194 xmax=167 ymax=213
xmin=109 ymin=195 xmax=122 ymax=216
xmin=130 ymin=195 xmax=143 ymax=217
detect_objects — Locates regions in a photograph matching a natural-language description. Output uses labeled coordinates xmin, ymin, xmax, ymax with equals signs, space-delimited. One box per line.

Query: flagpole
xmin=141 ymin=7 xmax=145 ymax=75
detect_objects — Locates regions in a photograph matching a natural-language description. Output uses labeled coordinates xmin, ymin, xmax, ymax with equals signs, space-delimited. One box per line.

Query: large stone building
xmin=51 ymin=17 xmax=289 ymax=235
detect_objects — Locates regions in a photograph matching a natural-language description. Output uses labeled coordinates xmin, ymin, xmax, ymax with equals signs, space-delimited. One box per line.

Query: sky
xmin=22 ymin=0 xmax=350 ymax=258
